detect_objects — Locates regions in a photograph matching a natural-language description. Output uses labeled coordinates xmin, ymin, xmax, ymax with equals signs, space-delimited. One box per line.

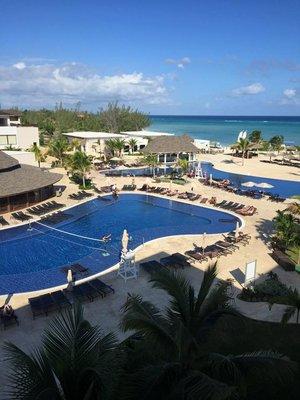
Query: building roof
xmin=0 ymin=109 xmax=21 ymax=117
xmin=0 ymin=151 xmax=62 ymax=198
xmin=121 ymin=130 xmax=174 ymax=137
xmin=63 ymin=131 xmax=127 ymax=139
xmin=142 ymin=134 xmax=199 ymax=154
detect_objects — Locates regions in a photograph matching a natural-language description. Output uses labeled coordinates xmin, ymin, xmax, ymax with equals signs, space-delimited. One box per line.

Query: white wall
xmin=3 ymin=151 xmax=37 ymax=166
xmin=0 ymin=126 xmax=39 ymax=150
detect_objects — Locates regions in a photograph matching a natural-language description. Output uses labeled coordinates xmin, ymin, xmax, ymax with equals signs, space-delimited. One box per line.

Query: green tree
xmin=143 ymin=153 xmax=159 ymax=177
xmin=3 ymin=304 xmax=121 ymax=400
xmin=237 ymin=138 xmax=251 ymax=165
xmin=128 ymin=138 xmax=138 ymax=154
xmin=273 ymin=210 xmax=299 ymax=249
xmin=31 ymin=143 xmax=46 ymax=168
xmin=69 ymin=150 xmax=92 ymax=188
xmin=269 ymin=135 xmax=284 ymax=153
xmin=269 ymin=288 xmax=300 ymax=324
xmin=249 ymin=130 xmax=262 ymax=143
xmin=48 ymin=135 xmax=69 ymax=166
xmin=120 ymin=266 xmax=296 ymax=399
xmin=176 ymin=158 xmax=189 ymax=174
xmin=114 ymin=138 xmax=125 ymax=157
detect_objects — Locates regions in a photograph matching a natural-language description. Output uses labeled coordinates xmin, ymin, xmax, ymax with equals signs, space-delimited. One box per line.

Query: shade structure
xmin=122 ymin=229 xmax=129 ymax=254
xmin=255 ymin=182 xmax=274 ymax=189
xmin=241 ymin=181 xmax=256 ymax=188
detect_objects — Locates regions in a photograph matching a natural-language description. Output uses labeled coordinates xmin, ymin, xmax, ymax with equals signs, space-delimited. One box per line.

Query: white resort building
xmin=0 ymin=110 xmax=39 ymax=150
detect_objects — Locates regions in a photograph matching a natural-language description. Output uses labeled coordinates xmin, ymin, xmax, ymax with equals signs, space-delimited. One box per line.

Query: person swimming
xmin=100 ymin=234 xmax=111 ymax=243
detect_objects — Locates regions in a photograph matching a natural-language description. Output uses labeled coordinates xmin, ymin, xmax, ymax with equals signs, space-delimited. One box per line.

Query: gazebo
xmin=142 ymin=134 xmax=199 ymax=164
xmin=0 ymin=151 xmax=62 ymax=214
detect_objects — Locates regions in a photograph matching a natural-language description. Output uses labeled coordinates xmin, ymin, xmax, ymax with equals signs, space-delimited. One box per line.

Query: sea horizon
xmin=149 ymin=115 xmax=300 ymax=146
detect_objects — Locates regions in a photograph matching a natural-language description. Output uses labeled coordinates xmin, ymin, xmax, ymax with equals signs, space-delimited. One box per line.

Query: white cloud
xmin=165 ymin=57 xmax=191 ymax=69
xmin=0 ymin=61 xmax=168 ymax=107
xmin=283 ymin=88 xmax=296 ymax=98
xmin=232 ymin=82 xmax=265 ymax=96
xmin=13 ymin=62 xmax=26 ymax=70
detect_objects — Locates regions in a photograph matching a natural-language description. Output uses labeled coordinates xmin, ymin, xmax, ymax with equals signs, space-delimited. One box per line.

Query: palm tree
xmin=114 ymin=138 xmax=125 ymax=157
xmin=3 ymin=304 xmax=120 ymax=400
xmin=47 ymin=135 xmax=69 ymax=166
xmin=31 ymin=143 xmax=45 ymax=168
xmin=248 ymin=130 xmax=262 ymax=143
xmin=237 ymin=138 xmax=251 ymax=166
xmin=69 ymin=150 xmax=92 ymax=188
xmin=176 ymin=158 xmax=189 ymax=175
xmin=70 ymin=138 xmax=82 ymax=152
xmin=143 ymin=154 xmax=159 ymax=177
xmin=106 ymin=139 xmax=117 ymax=156
xmin=269 ymin=288 xmax=300 ymax=324
xmin=120 ymin=266 xmax=296 ymax=399
xmin=128 ymin=138 xmax=137 ymax=154
xmin=273 ymin=210 xmax=299 ymax=249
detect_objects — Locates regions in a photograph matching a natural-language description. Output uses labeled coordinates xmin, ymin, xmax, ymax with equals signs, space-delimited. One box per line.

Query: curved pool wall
xmin=0 ymin=194 xmax=242 ymax=295
xmin=201 ymin=163 xmax=300 ymax=198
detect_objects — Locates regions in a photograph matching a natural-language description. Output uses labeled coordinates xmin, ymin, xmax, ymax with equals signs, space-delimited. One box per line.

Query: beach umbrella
xmin=234 ymin=221 xmax=240 ymax=238
xmin=122 ymin=229 xmax=129 ymax=254
xmin=67 ymin=269 xmax=73 ymax=289
xmin=241 ymin=181 xmax=256 ymax=188
xmin=202 ymin=232 xmax=206 ymax=255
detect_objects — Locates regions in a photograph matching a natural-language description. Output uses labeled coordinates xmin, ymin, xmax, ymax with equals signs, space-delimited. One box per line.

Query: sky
xmin=0 ymin=0 xmax=300 ymax=115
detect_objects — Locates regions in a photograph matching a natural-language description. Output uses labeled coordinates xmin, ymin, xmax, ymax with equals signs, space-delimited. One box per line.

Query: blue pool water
xmin=0 ymin=194 xmax=241 ymax=294
xmin=201 ymin=163 xmax=300 ymax=198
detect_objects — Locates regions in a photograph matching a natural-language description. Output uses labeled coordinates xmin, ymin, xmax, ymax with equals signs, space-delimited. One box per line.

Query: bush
xmin=239 ymin=272 xmax=291 ymax=302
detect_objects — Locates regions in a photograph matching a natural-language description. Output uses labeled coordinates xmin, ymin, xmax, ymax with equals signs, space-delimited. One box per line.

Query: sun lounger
xmin=216 ymin=200 xmax=227 ymax=207
xmin=89 ymin=279 xmax=115 ymax=295
xmin=0 ymin=216 xmax=9 ymax=226
xmin=50 ymin=290 xmax=72 ymax=309
xmin=140 ymin=260 xmax=167 ymax=274
xmin=0 ymin=310 xmax=19 ymax=329
xmin=160 ymin=253 xmax=191 ymax=268
xmin=184 ymin=250 xmax=207 ymax=262
xmin=69 ymin=284 xmax=94 ymax=302
xmin=28 ymin=293 xmax=59 ymax=318
xmin=189 ymin=194 xmax=201 ymax=201
xmin=200 ymin=198 xmax=208 ymax=204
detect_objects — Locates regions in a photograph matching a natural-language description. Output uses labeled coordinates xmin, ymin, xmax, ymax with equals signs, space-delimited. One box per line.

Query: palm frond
xmin=2 ymin=342 xmax=60 ymax=400
xmin=149 ymin=269 xmax=194 ymax=326
xmin=281 ymin=306 xmax=296 ymax=324
xmin=195 ymin=263 xmax=218 ymax=314
xmin=120 ymin=294 xmax=176 ymax=354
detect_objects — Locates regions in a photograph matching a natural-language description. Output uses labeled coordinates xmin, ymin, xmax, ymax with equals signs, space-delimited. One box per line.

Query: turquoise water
xmin=150 ymin=116 xmax=300 ymax=146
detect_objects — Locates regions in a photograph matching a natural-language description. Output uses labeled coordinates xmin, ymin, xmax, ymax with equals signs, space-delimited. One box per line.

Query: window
xmin=9 ymin=116 xmax=19 ymax=121
xmin=0 ymin=135 xmax=17 ymax=145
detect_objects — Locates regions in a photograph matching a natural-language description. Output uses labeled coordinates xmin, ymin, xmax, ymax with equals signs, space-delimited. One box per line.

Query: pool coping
xmin=0 ymin=191 xmax=244 ymax=298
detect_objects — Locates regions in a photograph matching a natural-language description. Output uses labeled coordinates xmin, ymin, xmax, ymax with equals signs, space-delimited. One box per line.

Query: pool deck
xmin=0 ymin=154 xmax=299 ymax=395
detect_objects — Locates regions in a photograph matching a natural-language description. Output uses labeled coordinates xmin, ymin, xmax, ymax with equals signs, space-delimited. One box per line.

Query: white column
xmin=157 ymin=154 xmax=160 ymax=162
xmin=164 ymin=153 xmax=167 ymax=164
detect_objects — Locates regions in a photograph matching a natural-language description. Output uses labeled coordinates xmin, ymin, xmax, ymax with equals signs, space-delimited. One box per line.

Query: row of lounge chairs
xmin=11 ymin=211 xmax=31 ymax=222
xmin=61 ymin=263 xmax=89 ymax=279
xmin=215 ymin=200 xmax=257 ymax=216
xmin=185 ymin=233 xmax=251 ymax=262
xmin=0 ymin=216 xmax=9 ymax=226
xmin=28 ymin=278 xmax=114 ymax=318
xmin=27 ymin=200 xmax=65 ymax=216
xmin=140 ymin=253 xmax=191 ymax=274
xmin=122 ymin=184 xmax=137 ymax=191
xmin=68 ymin=190 xmax=93 ymax=200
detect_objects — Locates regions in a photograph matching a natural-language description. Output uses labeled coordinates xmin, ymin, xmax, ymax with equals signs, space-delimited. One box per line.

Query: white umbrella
xmin=256 ymin=182 xmax=274 ymax=189
xmin=202 ymin=232 xmax=206 ymax=255
xmin=122 ymin=229 xmax=129 ymax=254
xmin=241 ymin=181 xmax=256 ymax=188
xmin=235 ymin=221 xmax=240 ymax=238
xmin=67 ymin=269 xmax=73 ymax=284
xmin=209 ymin=173 xmax=213 ymax=185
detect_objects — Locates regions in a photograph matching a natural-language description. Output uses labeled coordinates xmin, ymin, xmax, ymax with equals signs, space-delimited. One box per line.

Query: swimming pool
xmin=201 ymin=163 xmax=300 ymax=198
xmin=0 ymin=194 xmax=242 ymax=294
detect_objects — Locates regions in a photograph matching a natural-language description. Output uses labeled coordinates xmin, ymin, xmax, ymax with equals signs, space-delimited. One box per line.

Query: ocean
xmin=149 ymin=115 xmax=300 ymax=146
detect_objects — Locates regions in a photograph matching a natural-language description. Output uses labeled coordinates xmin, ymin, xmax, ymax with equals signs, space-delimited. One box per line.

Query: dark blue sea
xmin=150 ymin=115 xmax=300 ymax=146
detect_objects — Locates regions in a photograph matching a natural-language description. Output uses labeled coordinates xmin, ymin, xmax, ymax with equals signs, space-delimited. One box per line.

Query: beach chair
xmin=200 ymin=198 xmax=208 ymax=204
xmin=0 ymin=216 xmax=9 ymax=226
xmin=89 ymin=279 xmax=115 ymax=296
xmin=68 ymin=284 xmax=94 ymax=302
xmin=216 ymin=200 xmax=227 ymax=207
xmin=51 ymin=290 xmax=72 ymax=309
xmin=139 ymin=260 xmax=167 ymax=274
xmin=184 ymin=250 xmax=207 ymax=262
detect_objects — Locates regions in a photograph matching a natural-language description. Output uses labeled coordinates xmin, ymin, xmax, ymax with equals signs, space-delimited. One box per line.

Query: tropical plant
xmin=120 ymin=266 xmax=296 ymax=399
xmin=249 ymin=130 xmax=262 ymax=143
xmin=269 ymin=135 xmax=284 ymax=153
xmin=70 ymin=138 xmax=82 ymax=152
xmin=3 ymin=304 xmax=121 ymax=400
xmin=47 ymin=135 xmax=69 ymax=166
xmin=143 ymin=154 xmax=159 ymax=177
xmin=128 ymin=138 xmax=138 ymax=154
xmin=273 ymin=210 xmax=299 ymax=249
xmin=237 ymin=138 xmax=251 ymax=165
xmin=284 ymin=202 xmax=300 ymax=215
xmin=68 ymin=150 xmax=92 ymax=188
xmin=113 ymin=138 xmax=125 ymax=157
xmin=31 ymin=143 xmax=46 ymax=167
xmin=269 ymin=288 xmax=300 ymax=324
xmin=176 ymin=158 xmax=189 ymax=174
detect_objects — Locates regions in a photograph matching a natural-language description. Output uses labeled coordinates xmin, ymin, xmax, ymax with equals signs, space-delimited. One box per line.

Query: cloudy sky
xmin=0 ymin=0 xmax=300 ymax=115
